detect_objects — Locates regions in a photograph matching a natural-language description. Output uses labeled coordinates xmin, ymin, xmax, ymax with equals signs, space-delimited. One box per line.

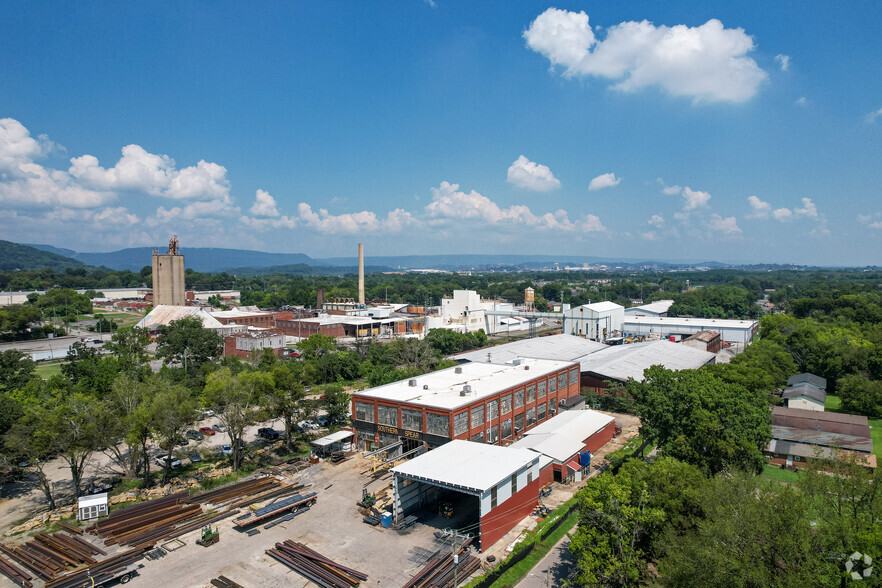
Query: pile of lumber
xmin=0 ymin=532 xmax=105 ymax=582
xmin=191 ymin=476 xmax=302 ymax=509
xmin=403 ymin=539 xmax=481 ymax=588
xmin=266 ymin=540 xmax=368 ymax=588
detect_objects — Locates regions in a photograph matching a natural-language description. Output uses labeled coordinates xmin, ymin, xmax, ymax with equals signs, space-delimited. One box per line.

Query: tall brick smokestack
xmin=358 ymin=243 xmax=365 ymax=305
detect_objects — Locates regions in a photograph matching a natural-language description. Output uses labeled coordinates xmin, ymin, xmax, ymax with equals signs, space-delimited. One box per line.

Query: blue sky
xmin=1 ymin=2 xmax=881 ymax=265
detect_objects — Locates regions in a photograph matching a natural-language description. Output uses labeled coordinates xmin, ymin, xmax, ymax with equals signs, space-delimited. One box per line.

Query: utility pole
xmin=444 ymin=529 xmax=470 ymax=588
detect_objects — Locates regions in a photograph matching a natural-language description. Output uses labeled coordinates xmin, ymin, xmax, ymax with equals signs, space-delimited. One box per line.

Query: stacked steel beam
xmin=402 ymin=540 xmax=480 ymax=588
xmin=266 ymin=540 xmax=368 ymax=588
xmin=0 ymin=532 xmax=106 ymax=582
xmin=210 ymin=576 xmax=245 ymax=588
xmin=191 ymin=476 xmax=302 ymax=508
xmin=234 ymin=492 xmax=317 ymax=528
xmin=44 ymin=548 xmax=145 ymax=588
xmin=0 ymin=552 xmax=32 ymax=587
xmin=91 ymin=490 xmax=206 ymax=548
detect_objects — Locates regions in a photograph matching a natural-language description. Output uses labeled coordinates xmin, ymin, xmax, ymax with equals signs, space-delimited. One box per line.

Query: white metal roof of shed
xmin=576 ymin=340 xmax=715 ymax=382
xmin=78 ymin=493 xmax=108 ymax=508
xmin=510 ymin=410 xmax=615 ymax=461
xmin=449 ymin=334 xmax=607 ymax=364
xmin=625 ymin=300 xmax=674 ymax=314
xmin=391 ymin=439 xmax=540 ymax=494
xmin=311 ymin=430 xmax=354 ymax=447
xmin=623 ymin=315 xmax=758 ymax=330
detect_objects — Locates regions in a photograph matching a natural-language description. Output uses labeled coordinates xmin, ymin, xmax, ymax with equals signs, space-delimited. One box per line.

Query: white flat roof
xmin=311 ymin=430 xmax=354 ymax=447
xmin=392 ymin=439 xmax=539 ymax=494
xmin=625 ymin=300 xmax=674 ymax=314
xmin=78 ymin=493 xmax=108 ymax=508
xmin=136 ymin=305 xmax=224 ymax=330
xmin=581 ymin=301 xmax=624 ymax=313
xmin=450 ymin=334 xmax=606 ymax=364
xmin=209 ymin=309 xmax=272 ymax=318
xmin=576 ymin=340 xmax=715 ymax=382
xmin=353 ymin=358 xmax=576 ymax=411
xmin=291 ymin=316 xmax=405 ymax=326
xmin=511 ymin=410 xmax=614 ymax=461
xmin=623 ymin=315 xmax=758 ymax=330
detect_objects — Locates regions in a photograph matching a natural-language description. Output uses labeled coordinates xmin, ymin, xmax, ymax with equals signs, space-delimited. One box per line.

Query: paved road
xmin=517 ymin=533 xmax=577 ymax=588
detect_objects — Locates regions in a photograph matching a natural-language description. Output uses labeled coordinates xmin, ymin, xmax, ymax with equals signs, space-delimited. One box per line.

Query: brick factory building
xmin=223 ymin=331 xmax=287 ymax=359
xmin=351 ymin=358 xmax=582 ymax=454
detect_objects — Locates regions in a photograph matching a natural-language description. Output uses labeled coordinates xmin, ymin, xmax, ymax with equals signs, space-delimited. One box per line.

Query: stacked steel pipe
xmin=266 ymin=540 xmax=368 ymax=588
xmin=402 ymin=539 xmax=481 ymax=588
xmin=210 ymin=576 xmax=246 ymax=588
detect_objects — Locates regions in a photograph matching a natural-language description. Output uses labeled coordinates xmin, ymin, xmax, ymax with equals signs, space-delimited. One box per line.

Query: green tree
xmin=202 ymin=369 xmax=271 ymax=470
xmin=836 ymin=374 xmax=882 ymax=418
xmin=661 ymin=473 xmax=828 ymax=587
xmin=155 ymin=316 xmax=222 ymax=372
xmin=263 ymin=363 xmax=307 ymax=452
xmin=0 ymin=349 xmax=37 ymax=392
xmin=629 ymin=367 xmax=771 ymax=475
xmin=295 ymin=334 xmax=337 ymax=360
xmin=61 ymin=342 xmax=120 ymax=396
xmin=321 ymin=383 xmax=351 ymax=425
xmin=106 ymin=326 xmax=151 ymax=377
xmin=150 ymin=380 xmax=195 ymax=484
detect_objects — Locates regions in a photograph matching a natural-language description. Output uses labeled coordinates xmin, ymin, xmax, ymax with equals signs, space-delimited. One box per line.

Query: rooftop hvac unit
xmin=524 ymin=365 xmax=530 ymax=370
xmin=423 ymin=384 xmax=429 ymax=390
xmin=460 ymin=384 xmax=472 ymax=396
xmin=455 ymin=367 xmax=462 ymax=374
xmin=408 ymin=379 xmax=417 ymax=387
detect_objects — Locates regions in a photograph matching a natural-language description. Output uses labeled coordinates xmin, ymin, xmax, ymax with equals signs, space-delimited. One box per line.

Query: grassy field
xmin=760 ymin=464 xmax=800 ymax=484
xmin=826 ymin=394 xmax=879 ymax=456
xmin=35 ymin=361 xmax=67 ymax=379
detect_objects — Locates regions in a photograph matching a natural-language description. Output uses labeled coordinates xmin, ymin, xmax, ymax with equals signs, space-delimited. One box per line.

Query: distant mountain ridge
xmin=26 ymin=245 xmax=316 ymax=272
xmin=22 ymin=243 xmax=736 ymax=273
xmin=1 ymin=241 xmax=88 ymax=271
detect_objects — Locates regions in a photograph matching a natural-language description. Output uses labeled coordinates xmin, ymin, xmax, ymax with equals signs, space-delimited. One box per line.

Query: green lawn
xmin=35 ymin=361 xmax=67 ymax=379
xmin=761 ymin=464 xmax=800 ymax=484
xmin=826 ymin=394 xmax=879 ymax=456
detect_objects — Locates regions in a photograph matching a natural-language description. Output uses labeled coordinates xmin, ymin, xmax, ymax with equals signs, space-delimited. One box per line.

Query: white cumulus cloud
xmin=709 ymin=213 xmax=741 ymax=234
xmin=648 ymin=214 xmax=664 ymax=227
xmin=858 ymin=213 xmax=882 ymax=229
xmin=588 ymin=172 xmax=621 ymax=191
xmin=524 ymin=9 xmax=768 ymax=103
xmin=506 ymin=155 xmax=561 ymax=191
xmin=682 ymin=187 xmax=711 ymax=210
xmin=295 ymin=203 xmax=415 ymax=235
xmin=866 ymin=107 xmax=882 ymax=123
xmin=249 ymin=189 xmax=280 ymax=217
xmin=774 ymin=54 xmax=790 ymax=71
xmin=426 ymin=181 xmax=603 ymax=233
xmin=747 ymin=195 xmax=771 ymax=218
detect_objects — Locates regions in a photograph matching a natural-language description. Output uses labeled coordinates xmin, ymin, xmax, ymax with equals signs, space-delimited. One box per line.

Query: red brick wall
xmin=480 ymin=463 xmax=553 ymax=551
xmin=276 ymin=321 xmax=346 ymax=338
xmin=583 ymin=421 xmax=616 ymax=454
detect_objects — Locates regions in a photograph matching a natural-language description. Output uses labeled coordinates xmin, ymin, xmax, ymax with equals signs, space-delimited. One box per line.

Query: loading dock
xmin=391 ymin=440 xmax=552 ymax=551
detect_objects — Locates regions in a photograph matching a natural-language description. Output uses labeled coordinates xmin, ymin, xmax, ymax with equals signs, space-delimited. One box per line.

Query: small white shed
xmin=77 ymin=492 xmax=109 ymax=521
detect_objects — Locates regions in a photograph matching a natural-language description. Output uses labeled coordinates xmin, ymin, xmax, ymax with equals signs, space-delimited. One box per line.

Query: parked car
xmin=317 ymin=416 xmax=330 ymax=427
xmin=220 ymin=444 xmax=232 ymax=456
xmin=92 ymin=339 xmax=103 ymax=344
xmin=257 ymin=427 xmax=280 ymax=440
xmin=197 ymin=408 xmax=215 ymax=417
xmin=189 ymin=453 xmax=202 ymax=464
xmin=212 ymin=424 xmax=227 ymax=433
xmin=155 ymin=456 xmax=182 ymax=468
xmin=186 ymin=430 xmax=203 ymax=441
xmin=159 ymin=437 xmax=188 ymax=450
xmin=88 ymin=478 xmax=117 ymax=495
xmin=301 ymin=420 xmax=320 ymax=430
xmin=198 ymin=426 xmax=215 ymax=436
xmin=177 ymin=437 xmax=190 ymax=446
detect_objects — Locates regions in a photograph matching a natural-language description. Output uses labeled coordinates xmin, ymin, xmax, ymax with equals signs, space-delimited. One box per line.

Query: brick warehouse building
xmin=351 ymin=358 xmax=582 ymax=454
